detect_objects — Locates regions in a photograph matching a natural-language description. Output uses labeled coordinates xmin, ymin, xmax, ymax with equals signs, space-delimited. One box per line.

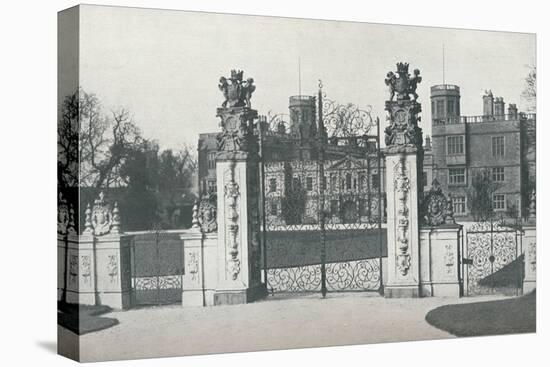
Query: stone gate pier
xmin=212 ymin=70 xmax=267 ymax=305
xmin=382 ymin=63 xmax=462 ymax=298
xmin=382 ymin=63 xmax=425 ymax=298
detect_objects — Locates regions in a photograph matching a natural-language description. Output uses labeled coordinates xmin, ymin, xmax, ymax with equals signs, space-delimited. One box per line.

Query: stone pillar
xmin=57 ymin=192 xmax=77 ymax=302
xmin=180 ymin=227 xmax=205 ymax=307
xmin=213 ymin=70 xmax=266 ymax=305
xmin=94 ymin=233 xmax=131 ymax=309
xmin=66 ymin=232 xmax=96 ymax=305
xmin=77 ymin=192 xmax=131 ymax=309
xmin=383 ymin=62 xmax=424 ymax=298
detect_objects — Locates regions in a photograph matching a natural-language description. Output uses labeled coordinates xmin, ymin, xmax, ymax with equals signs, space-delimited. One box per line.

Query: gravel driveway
xmin=62 ymin=292 xmax=508 ymax=362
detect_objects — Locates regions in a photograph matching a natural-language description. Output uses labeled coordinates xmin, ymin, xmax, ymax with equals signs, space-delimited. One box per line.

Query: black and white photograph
xmin=1 ymin=1 xmax=547 ymax=367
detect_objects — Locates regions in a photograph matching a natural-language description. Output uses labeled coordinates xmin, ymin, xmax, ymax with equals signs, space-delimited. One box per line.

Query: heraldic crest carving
xmin=218 ymin=69 xmax=256 ymax=108
xmin=421 ymin=179 xmax=455 ymax=226
xmin=384 ymin=62 xmax=423 ymax=150
xmin=198 ymin=193 xmax=218 ymax=233
xmin=84 ymin=191 xmax=121 ymax=236
xmin=216 ymin=69 xmax=258 ymax=155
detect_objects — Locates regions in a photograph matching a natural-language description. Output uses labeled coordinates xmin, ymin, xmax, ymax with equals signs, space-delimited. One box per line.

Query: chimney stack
xmin=508 ymin=103 xmax=518 ymax=119
xmin=483 ymin=90 xmax=494 ymax=116
xmin=494 ymin=97 xmax=505 ymax=117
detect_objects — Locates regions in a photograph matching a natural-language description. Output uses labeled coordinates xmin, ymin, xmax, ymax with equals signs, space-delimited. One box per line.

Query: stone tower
xmin=289 ymin=95 xmax=317 ymax=140
xmin=430 ymin=84 xmax=461 ymax=122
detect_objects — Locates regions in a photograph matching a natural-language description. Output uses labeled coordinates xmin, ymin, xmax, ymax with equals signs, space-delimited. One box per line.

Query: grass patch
xmin=265 ymin=229 xmax=387 ymax=268
xmin=425 ymin=291 xmax=536 ymax=337
xmin=58 ymin=302 xmax=119 ymax=335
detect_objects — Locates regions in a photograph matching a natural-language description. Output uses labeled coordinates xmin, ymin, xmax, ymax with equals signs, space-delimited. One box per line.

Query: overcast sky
xmin=73 ymin=5 xmax=536 ymax=150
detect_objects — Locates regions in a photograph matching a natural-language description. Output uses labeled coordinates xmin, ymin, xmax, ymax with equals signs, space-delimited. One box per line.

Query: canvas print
xmin=57 ymin=5 xmax=536 ymax=362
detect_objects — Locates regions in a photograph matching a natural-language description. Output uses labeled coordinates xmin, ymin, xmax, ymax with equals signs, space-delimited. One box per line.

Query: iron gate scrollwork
xmin=130 ymin=224 xmax=184 ymax=306
xmin=258 ymin=88 xmax=386 ymax=295
xmin=464 ymin=219 xmax=522 ymax=296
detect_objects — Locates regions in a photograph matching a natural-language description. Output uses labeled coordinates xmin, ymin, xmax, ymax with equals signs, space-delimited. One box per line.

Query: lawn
xmin=425 ymin=291 xmax=536 ymax=337
xmin=264 ymin=228 xmax=387 ymax=268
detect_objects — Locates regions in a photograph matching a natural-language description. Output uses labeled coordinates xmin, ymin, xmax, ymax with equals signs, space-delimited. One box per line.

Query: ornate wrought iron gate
xmin=130 ymin=226 xmax=184 ymax=306
xmin=258 ymin=88 xmax=386 ymax=296
xmin=463 ymin=219 xmax=522 ymax=296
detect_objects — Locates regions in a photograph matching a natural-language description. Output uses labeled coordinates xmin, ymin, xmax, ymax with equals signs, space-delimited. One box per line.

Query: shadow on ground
xmin=58 ymin=302 xmax=119 ymax=335
xmin=425 ymin=291 xmax=536 ymax=337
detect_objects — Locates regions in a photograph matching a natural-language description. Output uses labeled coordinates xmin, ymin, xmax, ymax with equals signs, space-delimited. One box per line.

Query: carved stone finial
xmin=218 ymin=69 xmax=255 ymax=108
xmin=67 ymin=204 xmax=77 ymax=235
xmin=191 ymin=200 xmax=200 ymax=229
xmin=83 ymin=203 xmax=93 ymax=234
xmin=111 ymin=201 xmax=121 ymax=234
xmin=57 ymin=192 xmax=70 ymax=235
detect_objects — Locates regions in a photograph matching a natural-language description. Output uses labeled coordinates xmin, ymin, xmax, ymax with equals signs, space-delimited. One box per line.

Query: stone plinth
xmin=523 ymin=223 xmax=536 ymax=294
xmin=420 ymin=225 xmax=462 ymax=297
xmin=384 ymin=149 xmax=422 ymax=298
xmin=94 ymin=234 xmax=131 ymax=309
xmin=65 ymin=233 xmax=96 ymax=306
xmin=180 ymin=230 xmax=218 ymax=307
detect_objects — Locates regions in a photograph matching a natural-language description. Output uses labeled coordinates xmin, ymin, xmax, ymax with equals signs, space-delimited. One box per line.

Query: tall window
xmin=270 ymin=202 xmax=278 ymax=216
xmin=358 ymin=199 xmax=367 ymax=216
xmin=492 ymin=167 xmax=505 ymax=182
xmin=207 ymin=152 xmax=216 ymax=169
xmin=447 ymin=100 xmax=455 ymax=115
xmin=345 ymin=173 xmax=352 ymax=190
xmin=493 ymin=194 xmax=506 ymax=210
xmin=268 ymin=178 xmax=277 ymax=193
xmin=447 ymin=136 xmax=464 ymax=155
xmin=330 ymin=200 xmax=339 ymax=216
xmin=321 ymin=176 xmax=327 ymax=191
xmin=452 ymin=196 xmax=466 ymax=215
xmin=330 ymin=174 xmax=337 ymax=192
xmin=448 ymin=168 xmax=466 ymax=185
xmin=292 ymin=177 xmax=301 ymax=189
xmin=492 ymin=136 xmax=505 ymax=157
xmin=306 ymin=177 xmax=313 ymax=191
xmin=358 ymin=172 xmax=366 ymax=191
xmin=436 ymin=100 xmax=444 ymax=117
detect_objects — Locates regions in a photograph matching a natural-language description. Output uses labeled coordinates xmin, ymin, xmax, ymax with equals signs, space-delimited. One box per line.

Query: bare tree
xmin=74 ymin=90 xmax=144 ymax=189
xmin=58 ymin=91 xmax=80 ymax=189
